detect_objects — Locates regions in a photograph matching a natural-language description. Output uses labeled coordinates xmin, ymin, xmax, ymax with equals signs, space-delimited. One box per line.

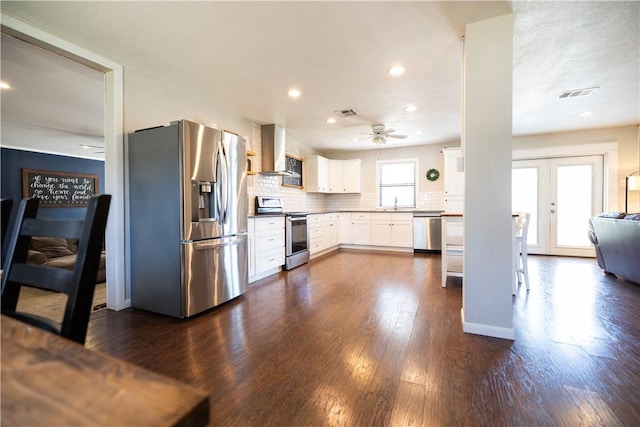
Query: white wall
xmin=462 ymin=14 xmax=514 ymax=339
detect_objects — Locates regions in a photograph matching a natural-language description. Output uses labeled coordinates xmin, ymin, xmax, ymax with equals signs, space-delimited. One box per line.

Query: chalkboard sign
xmin=22 ymin=168 xmax=99 ymax=208
xmin=282 ymin=154 xmax=303 ymax=189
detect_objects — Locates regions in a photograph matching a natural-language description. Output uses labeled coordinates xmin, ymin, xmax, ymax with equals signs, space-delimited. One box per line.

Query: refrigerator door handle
xmin=195 ymin=236 xmax=244 ymax=250
xmin=215 ymin=144 xmax=229 ymax=224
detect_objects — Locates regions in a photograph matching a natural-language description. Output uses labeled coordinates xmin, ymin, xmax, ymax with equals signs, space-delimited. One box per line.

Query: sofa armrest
xmin=26 ymin=250 xmax=47 ymax=265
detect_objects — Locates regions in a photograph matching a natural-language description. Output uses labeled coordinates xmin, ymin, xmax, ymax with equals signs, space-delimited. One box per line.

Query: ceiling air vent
xmin=333 ymin=109 xmax=358 ymax=117
xmin=558 ymin=86 xmax=599 ymax=99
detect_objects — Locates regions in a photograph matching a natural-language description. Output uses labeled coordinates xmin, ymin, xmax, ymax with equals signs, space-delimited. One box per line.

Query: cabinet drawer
xmin=352 ymin=212 xmax=371 ymax=220
xmin=256 ymin=247 xmax=284 ymax=272
xmin=309 ymin=226 xmax=324 ymax=238
xmin=255 ymin=229 xmax=284 ymax=252
xmin=308 ymin=214 xmax=325 ymax=226
xmin=254 ymin=216 xmax=284 ymax=231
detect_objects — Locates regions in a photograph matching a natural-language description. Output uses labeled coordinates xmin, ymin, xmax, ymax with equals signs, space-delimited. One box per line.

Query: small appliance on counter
xmin=255 ymin=196 xmax=284 ymax=215
xmin=254 ymin=196 xmax=310 ymax=270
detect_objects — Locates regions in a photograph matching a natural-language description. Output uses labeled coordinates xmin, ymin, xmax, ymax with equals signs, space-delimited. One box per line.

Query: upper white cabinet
xmin=306 ymin=156 xmax=361 ymax=193
xmin=443 ymin=147 xmax=464 ymax=212
xmin=329 ymin=159 xmax=362 ymax=193
xmin=305 ymin=155 xmax=330 ymax=192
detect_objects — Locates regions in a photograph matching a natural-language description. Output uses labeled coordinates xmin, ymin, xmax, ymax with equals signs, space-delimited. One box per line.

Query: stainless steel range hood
xmin=260 ymin=124 xmax=294 ymax=176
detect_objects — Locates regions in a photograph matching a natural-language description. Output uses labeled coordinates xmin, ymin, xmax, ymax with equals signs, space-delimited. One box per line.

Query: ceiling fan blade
xmin=382 ymin=128 xmax=396 ymax=135
xmin=387 ymin=134 xmax=408 ymax=139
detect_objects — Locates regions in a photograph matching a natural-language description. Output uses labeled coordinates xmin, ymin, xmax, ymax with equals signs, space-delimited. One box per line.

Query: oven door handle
xmin=288 ymin=217 xmax=307 ymax=222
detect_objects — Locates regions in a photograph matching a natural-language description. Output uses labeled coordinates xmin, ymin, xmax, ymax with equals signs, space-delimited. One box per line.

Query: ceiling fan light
xmin=404 ymin=104 xmax=418 ymax=112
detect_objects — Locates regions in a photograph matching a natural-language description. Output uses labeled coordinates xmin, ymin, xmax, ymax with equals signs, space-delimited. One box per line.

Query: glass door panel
xmin=550 ymin=156 xmax=602 ymax=256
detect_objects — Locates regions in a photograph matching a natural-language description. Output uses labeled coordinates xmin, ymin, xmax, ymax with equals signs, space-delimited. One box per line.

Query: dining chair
xmin=1 ymin=195 xmax=111 ymax=345
xmin=1 ymin=198 xmax=14 ymax=268
xmin=514 ymin=212 xmax=531 ymax=290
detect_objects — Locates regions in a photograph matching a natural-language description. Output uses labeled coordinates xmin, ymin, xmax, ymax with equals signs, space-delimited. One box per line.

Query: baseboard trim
xmin=461 ymin=308 xmax=515 ymax=340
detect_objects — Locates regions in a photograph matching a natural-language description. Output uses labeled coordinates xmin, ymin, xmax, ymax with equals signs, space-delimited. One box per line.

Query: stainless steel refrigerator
xmin=128 ymin=120 xmax=248 ymax=318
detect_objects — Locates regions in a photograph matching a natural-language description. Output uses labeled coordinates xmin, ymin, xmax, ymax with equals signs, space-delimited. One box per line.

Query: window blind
xmin=377 ymin=159 xmax=417 ymax=208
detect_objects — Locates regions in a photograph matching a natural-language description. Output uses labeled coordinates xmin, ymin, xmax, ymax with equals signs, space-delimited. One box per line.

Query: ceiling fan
xmin=361 ymin=123 xmax=408 ymax=144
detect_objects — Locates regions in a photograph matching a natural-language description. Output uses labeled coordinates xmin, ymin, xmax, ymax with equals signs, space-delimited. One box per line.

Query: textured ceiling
xmin=1 ymin=1 xmax=638 ymax=160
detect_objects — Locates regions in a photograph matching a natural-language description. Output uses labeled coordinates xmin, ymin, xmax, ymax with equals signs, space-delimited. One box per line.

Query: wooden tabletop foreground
xmin=1 ymin=315 xmax=209 ymax=427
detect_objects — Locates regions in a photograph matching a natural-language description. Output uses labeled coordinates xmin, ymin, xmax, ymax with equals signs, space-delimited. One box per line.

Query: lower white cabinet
xmin=370 ymin=213 xmax=413 ymax=248
xmin=309 ymin=213 xmax=339 ymax=256
xmin=339 ymin=212 xmax=352 ymax=244
xmin=350 ymin=212 xmax=372 ymax=245
xmin=249 ymin=216 xmax=285 ymax=282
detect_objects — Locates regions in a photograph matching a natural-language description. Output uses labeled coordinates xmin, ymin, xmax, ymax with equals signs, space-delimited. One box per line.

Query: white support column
xmin=462 ymin=14 xmax=515 ymax=340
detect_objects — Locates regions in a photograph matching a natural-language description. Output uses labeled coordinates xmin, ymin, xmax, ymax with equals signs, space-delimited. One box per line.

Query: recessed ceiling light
xmin=0 ymin=81 xmax=11 ymax=89
xmin=351 ymin=137 xmax=359 ymax=142
xmin=288 ymin=88 xmax=301 ymax=98
xmin=579 ymin=111 xmax=594 ymax=117
xmin=404 ymin=104 xmax=418 ymax=112
xmin=387 ymin=65 xmax=405 ymax=76
xmin=326 ymin=117 xmax=336 ymax=124
xmin=414 ymin=130 xmax=423 ymax=135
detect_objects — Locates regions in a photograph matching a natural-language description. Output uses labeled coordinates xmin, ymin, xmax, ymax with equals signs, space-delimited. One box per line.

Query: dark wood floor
xmin=86 ymin=250 xmax=640 ymax=426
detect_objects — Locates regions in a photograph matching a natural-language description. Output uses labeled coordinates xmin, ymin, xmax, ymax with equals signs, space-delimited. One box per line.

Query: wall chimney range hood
xmin=260 ymin=124 xmax=294 ymax=176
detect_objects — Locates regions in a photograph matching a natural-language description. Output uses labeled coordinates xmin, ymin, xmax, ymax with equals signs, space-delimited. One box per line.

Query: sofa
xmin=588 ymin=212 xmax=640 ymax=285
xmin=26 ymin=236 xmax=106 ymax=283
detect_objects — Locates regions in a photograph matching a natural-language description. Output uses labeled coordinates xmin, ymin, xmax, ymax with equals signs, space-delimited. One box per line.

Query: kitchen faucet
xmin=394 ymin=196 xmax=398 ymax=210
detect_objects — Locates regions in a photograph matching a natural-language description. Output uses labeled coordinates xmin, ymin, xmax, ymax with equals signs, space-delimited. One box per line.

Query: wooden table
xmin=1 ymin=315 xmax=209 ymax=426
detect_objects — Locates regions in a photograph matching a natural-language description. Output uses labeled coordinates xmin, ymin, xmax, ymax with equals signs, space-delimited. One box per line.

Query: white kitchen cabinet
xmin=339 ymin=212 xmax=352 ymax=244
xmin=329 ymin=160 xmax=343 ymax=193
xmin=309 ymin=213 xmax=339 ymax=256
xmin=305 ymin=155 xmax=330 ymax=193
xmin=329 ymin=159 xmax=361 ymax=193
xmin=350 ymin=212 xmax=372 ymax=245
xmin=306 ymin=156 xmax=361 ymax=194
xmin=250 ymin=216 xmax=285 ymax=282
xmin=443 ymin=147 xmax=464 ymax=212
xmin=370 ymin=213 xmax=413 ymax=247
xmin=342 ymin=159 xmax=362 ymax=193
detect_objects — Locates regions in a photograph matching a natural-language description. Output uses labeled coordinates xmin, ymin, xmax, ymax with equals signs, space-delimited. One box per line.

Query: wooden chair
xmin=1 ymin=195 xmax=111 ymax=345
xmin=1 ymin=198 xmax=13 ymax=267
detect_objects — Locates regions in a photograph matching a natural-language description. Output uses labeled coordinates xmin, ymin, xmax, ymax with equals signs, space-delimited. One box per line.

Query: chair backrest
xmin=1 ymin=198 xmax=14 ymax=267
xmin=515 ymin=212 xmax=531 ymax=243
xmin=1 ymin=195 xmax=111 ymax=345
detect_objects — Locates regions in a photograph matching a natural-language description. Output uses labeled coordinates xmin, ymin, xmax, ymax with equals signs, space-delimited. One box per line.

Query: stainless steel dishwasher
xmin=413 ymin=213 xmax=442 ymax=253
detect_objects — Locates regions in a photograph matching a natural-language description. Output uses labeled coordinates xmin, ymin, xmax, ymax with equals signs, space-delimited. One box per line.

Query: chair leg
xmin=522 ymin=247 xmax=530 ymax=290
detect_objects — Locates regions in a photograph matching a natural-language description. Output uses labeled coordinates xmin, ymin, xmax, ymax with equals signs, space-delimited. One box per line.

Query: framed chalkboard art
xmin=22 ymin=168 xmax=99 ymax=208
xmin=282 ymin=154 xmax=303 ymax=189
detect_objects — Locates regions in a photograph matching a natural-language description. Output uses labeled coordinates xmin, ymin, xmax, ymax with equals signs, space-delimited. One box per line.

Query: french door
xmin=512 ymin=156 xmax=603 ymax=257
